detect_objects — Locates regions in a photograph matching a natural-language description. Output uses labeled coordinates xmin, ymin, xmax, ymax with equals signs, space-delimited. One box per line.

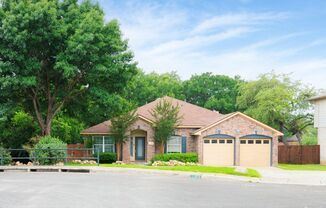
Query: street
xmin=0 ymin=171 xmax=325 ymax=208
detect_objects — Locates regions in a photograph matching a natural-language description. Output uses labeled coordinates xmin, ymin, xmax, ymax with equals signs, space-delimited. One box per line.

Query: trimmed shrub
xmin=93 ymin=152 xmax=116 ymax=164
xmin=151 ymin=153 xmax=198 ymax=163
xmin=30 ymin=136 xmax=67 ymax=165
xmin=0 ymin=147 xmax=12 ymax=165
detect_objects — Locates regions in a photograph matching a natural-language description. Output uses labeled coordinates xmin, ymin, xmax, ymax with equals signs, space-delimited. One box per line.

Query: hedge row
xmin=151 ymin=153 xmax=198 ymax=163
xmin=93 ymin=152 xmax=117 ymax=164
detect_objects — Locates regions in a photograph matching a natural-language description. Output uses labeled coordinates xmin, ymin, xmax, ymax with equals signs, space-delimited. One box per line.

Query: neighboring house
xmin=81 ymin=96 xmax=283 ymax=166
xmin=309 ymin=93 xmax=326 ymax=165
xmin=284 ymin=135 xmax=300 ymax=145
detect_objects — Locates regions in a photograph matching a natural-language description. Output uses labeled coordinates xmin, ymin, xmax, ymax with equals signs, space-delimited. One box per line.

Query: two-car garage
xmin=203 ymin=134 xmax=272 ymax=167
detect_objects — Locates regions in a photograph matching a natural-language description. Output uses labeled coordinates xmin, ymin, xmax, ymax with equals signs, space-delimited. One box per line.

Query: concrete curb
xmin=1 ymin=165 xmax=326 ymax=186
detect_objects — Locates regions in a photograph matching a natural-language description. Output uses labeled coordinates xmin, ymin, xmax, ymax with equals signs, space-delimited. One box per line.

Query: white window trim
xmin=166 ymin=136 xmax=182 ymax=153
xmin=92 ymin=136 xmax=115 ymax=153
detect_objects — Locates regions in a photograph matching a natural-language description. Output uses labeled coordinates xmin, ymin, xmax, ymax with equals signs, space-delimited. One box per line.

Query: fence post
xmin=64 ymin=149 xmax=68 ymax=164
xmin=0 ymin=151 xmax=3 ymax=166
xmin=97 ymin=150 xmax=100 ymax=166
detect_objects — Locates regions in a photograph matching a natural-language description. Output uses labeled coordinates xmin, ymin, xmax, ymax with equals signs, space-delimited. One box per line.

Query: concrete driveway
xmin=255 ymin=167 xmax=326 ymax=186
xmin=1 ymin=171 xmax=326 ymax=208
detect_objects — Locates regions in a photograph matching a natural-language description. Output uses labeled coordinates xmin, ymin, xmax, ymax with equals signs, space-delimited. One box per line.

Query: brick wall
xmin=121 ymin=114 xmax=279 ymax=166
xmin=197 ymin=114 xmax=278 ymax=166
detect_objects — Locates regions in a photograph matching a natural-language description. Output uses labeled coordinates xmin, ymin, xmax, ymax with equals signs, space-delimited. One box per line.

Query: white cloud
xmin=148 ymin=27 xmax=254 ymax=55
xmin=103 ymin=1 xmax=325 ymax=90
xmin=192 ymin=12 xmax=289 ymax=34
xmin=136 ymin=36 xmax=326 ymax=89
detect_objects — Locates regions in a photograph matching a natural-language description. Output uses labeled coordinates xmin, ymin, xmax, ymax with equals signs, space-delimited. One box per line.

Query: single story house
xmin=81 ymin=96 xmax=283 ymax=166
xmin=309 ymin=93 xmax=326 ymax=165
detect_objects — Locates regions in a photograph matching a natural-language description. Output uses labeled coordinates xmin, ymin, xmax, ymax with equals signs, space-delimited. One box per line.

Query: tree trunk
xmin=296 ymin=132 xmax=302 ymax=144
xmin=116 ymin=143 xmax=120 ymax=161
xmin=160 ymin=141 xmax=165 ymax=154
xmin=41 ymin=119 xmax=52 ymax=136
xmin=32 ymin=91 xmax=56 ymax=136
xmin=116 ymin=143 xmax=122 ymax=161
xmin=279 ymin=122 xmax=284 ymax=142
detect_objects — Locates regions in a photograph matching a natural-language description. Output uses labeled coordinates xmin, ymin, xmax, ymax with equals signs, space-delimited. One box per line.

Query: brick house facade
xmin=81 ymin=96 xmax=283 ymax=166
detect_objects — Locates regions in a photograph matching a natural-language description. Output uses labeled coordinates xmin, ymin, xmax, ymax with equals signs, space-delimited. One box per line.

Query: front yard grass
xmin=278 ymin=164 xmax=326 ymax=171
xmin=100 ymin=164 xmax=261 ymax=178
xmin=65 ymin=163 xmax=260 ymax=177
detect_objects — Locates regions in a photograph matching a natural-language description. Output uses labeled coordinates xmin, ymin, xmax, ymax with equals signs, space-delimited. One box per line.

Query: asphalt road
xmin=0 ymin=171 xmax=325 ymax=208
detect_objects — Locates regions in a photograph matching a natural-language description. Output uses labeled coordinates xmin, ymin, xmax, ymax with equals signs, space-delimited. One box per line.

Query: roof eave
xmin=192 ymin=112 xmax=284 ymax=137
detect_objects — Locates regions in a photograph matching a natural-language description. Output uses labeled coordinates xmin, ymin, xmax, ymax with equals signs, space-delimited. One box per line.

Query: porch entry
xmin=135 ymin=137 xmax=145 ymax=160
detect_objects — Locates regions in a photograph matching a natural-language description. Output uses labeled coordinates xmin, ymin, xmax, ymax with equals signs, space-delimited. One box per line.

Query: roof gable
xmin=193 ymin=112 xmax=283 ymax=136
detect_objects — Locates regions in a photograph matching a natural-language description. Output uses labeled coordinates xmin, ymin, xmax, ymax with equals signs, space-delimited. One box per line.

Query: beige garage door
xmin=203 ymin=138 xmax=234 ymax=166
xmin=240 ymin=139 xmax=271 ymax=167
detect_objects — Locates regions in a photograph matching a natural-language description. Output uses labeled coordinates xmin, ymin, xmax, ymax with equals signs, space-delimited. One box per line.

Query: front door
xmin=135 ymin=137 xmax=145 ymax=160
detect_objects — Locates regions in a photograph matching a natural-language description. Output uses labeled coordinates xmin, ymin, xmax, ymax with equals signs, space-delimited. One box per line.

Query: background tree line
xmin=0 ymin=0 xmax=318 ymax=149
xmin=0 ymin=69 xmax=317 ymax=148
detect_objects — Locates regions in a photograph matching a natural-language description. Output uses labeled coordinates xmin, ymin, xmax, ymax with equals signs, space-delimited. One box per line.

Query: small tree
xmin=111 ymin=110 xmax=137 ymax=161
xmin=150 ymin=98 xmax=181 ymax=154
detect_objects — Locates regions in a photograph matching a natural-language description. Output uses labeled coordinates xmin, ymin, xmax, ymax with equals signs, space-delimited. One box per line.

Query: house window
xmin=166 ymin=136 xmax=182 ymax=153
xmin=93 ymin=136 xmax=115 ymax=153
xmin=204 ymin=140 xmax=210 ymax=144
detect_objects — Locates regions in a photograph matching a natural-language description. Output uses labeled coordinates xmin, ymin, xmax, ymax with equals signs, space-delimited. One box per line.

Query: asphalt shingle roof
xmin=81 ymin=96 xmax=223 ymax=134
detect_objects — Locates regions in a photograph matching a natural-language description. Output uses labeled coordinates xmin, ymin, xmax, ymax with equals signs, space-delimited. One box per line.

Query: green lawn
xmin=65 ymin=163 xmax=260 ymax=177
xmin=100 ymin=164 xmax=261 ymax=178
xmin=278 ymin=164 xmax=326 ymax=171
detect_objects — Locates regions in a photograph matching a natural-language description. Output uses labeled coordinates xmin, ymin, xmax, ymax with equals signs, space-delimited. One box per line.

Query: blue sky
xmin=96 ymin=0 xmax=326 ymax=89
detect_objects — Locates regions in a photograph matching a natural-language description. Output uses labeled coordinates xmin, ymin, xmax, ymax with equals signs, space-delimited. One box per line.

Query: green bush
xmin=30 ymin=136 xmax=67 ymax=165
xmin=0 ymin=147 xmax=12 ymax=165
xmin=93 ymin=152 xmax=116 ymax=164
xmin=151 ymin=153 xmax=198 ymax=163
xmin=302 ymin=126 xmax=318 ymax=145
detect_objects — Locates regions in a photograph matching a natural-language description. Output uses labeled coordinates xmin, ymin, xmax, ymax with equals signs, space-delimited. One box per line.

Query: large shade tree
xmin=237 ymin=72 xmax=315 ymax=140
xmin=124 ymin=70 xmax=184 ymax=106
xmin=183 ymin=73 xmax=241 ymax=114
xmin=0 ymin=0 xmax=137 ymax=135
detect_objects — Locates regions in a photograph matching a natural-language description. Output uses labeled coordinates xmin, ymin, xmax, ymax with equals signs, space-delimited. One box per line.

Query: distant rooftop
xmin=309 ymin=93 xmax=326 ymax=101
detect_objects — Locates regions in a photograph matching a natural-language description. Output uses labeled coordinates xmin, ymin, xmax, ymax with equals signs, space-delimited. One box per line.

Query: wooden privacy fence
xmin=278 ymin=145 xmax=320 ymax=164
xmin=67 ymin=144 xmax=92 ymax=159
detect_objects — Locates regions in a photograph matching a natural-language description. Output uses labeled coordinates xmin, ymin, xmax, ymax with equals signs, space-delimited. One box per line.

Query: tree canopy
xmin=124 ymin=70 xmax=184 ymax=106
xmin=151 ymin=98 xmax=181 ymax=153
xmin=237 ymin=72 xmax=315 ymax=140
xmin=183 ymin=73 xmax=241 ymax=113
xmin=0 ymin=0 xmax=137 ymax=135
